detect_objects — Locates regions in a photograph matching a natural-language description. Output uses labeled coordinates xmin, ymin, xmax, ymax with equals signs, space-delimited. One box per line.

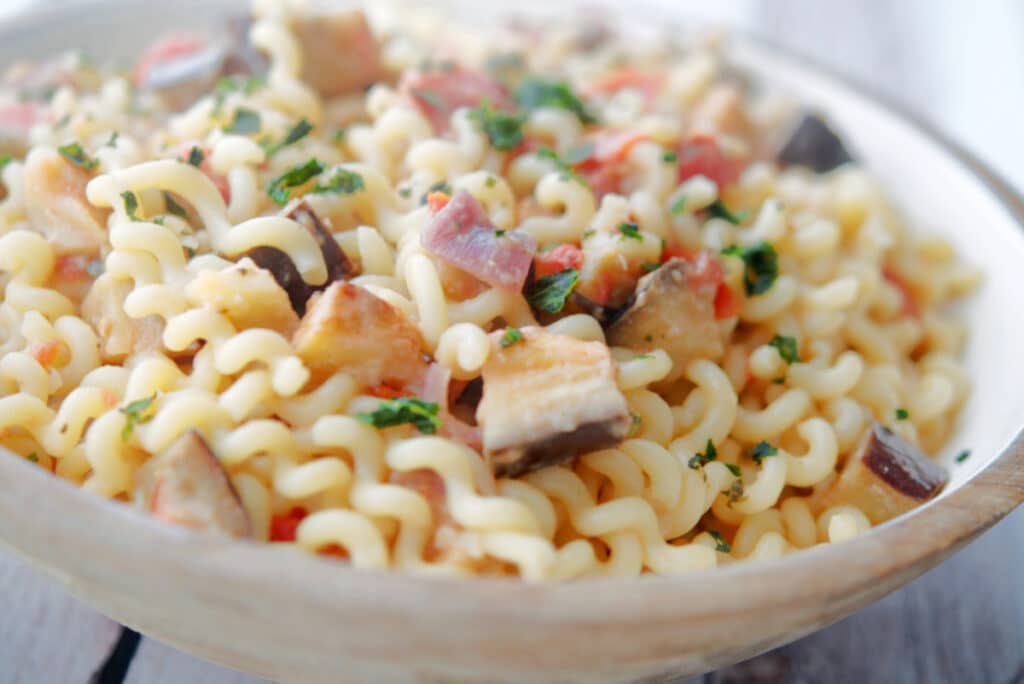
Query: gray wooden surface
xmin=0 ymin=1 xmax=1022 ymax=683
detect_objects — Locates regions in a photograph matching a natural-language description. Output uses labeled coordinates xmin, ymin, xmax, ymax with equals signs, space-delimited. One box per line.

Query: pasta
xmin=0 ymin=0 xmax=977 ymax=581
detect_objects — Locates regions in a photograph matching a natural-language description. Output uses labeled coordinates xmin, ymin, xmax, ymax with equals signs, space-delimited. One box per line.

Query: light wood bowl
xmin=1 ymin=1 xmax=1023 ymax=682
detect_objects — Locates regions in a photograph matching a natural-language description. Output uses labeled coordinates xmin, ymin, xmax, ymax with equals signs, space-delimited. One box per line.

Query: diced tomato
xmin=175 ymin=141 xmax=229 ymax=203
xmin=133 ymin=33 xmax=208 ymax=88
xmin=427 ymin=191 xmax=451 ymax=213
xmin=0 ymin=101 xmax=50 ymax=131
xmin=399 ymin=65 xmax=512 ymax=133
xmin=677 ymin=134 xmax=742 ymax=189
xmin=882 ymin=267 xmax=919 ymax=317
xmin=714 ymin=283 xmax=739 ymax=319
xmin=586 ymin=68 xmax=663 ymax=103
xmin=661 ymin=244 xmax=697 ymax=263
xmin=573 ymin=129 xmax=650 ymax=198
xmin=367 ymin=384 xmax=414 ymax=399
xmin=269 ymin=507 xmax=307 ymax=542
xmin=30 ymin=340 xmax=62 ymax=368
xmin=686 ymin=251 xmax=725 ymax=290
xmin=319 ymin=544 xmax=350 ymax=559
xmin=534 ymin=244 xmax=583 ymax=279
xmin=54 ymin=254 xmax=93 ymax=282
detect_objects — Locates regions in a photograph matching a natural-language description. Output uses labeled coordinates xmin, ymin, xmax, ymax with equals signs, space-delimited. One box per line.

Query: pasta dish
xmin=0 ymin=0 xmax=978 ymax=580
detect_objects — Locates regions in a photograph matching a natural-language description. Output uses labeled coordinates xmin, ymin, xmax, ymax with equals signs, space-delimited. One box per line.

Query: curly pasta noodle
xmin=0 ymin=0 xmax=978 ymax=580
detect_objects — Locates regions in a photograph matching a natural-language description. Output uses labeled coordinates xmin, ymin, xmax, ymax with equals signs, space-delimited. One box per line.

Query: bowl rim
xmin=0 ymin=0 xmax=1022 ymax=629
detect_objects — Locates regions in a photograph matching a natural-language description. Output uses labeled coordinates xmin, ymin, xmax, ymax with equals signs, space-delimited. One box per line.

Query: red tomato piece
xmin=175 ymin=141 xmax=230 ymax=203
xmin=133 ymin=33 xmax=208 ymax=88
xmin=269 ymin=507 xmax=307 ymax=543
xmin=534 ymin=244 xmax=583 ymax=279
xmin=367 ymin=384 xmax=414 ymax=400
xmin=677 ymin=134 xmax=742 ymax=189
xmin=586 ymin=68 xmax=663 ymax=103
xmin=427 ymin=191 xmax=451 ymax=213
xmin=714 ymin=283 xmax=739 ymax=319
xmin=54 ymin=254 xmax=92 ymax=282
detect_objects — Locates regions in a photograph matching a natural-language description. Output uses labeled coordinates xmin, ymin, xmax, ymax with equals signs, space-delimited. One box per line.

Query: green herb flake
xmin=266 ymin=159 xmax=325 ymax=206
xmin=633 ymin=353 xmax=654 ymax=360
xmin=526 ymin=268 xmax=579 ymax=313
xmin=105 ymin=131 xmax=120 ymax=148
xmin=0 ymin=154 xmax=12 ymax=172
xmin=224 ymin=108 xmax=261 ymax=135
xmin=724 ymin=463 xmax=742 ymax=477
xmin=726 ymin=477 xmax=745 ymax=503
xmin=398 ymin=187 xmax=412 ymax=199
xmin=688 ymin=439 xmax=719 ymax=470
xmin=332 ymin=128 xmax=347 ymax=144
xmin=617 ymin=222 xmax=643 ymax=241
xmin=750 ymin=441 xmax=779 ymax=465
xmin=670 ymin=196 xmax=687 ymax=216
xmin=58 ymin=142 xmax=99 ymax=171
xmin=640 ymin=262 xmax=662 ymax=273
xmin=708 ymin=530 xmax=731 ymax=553
xmin=955 ymin=449 xmax=971 ymax=464
xmin=357 ymin=398 xmax=441 ymax=435
xmin=419 ymin=180 xmax=453 ymax=205
xmin=120 ymin=394 xmax=157 ymax=442
xmin=707 ymin=199 xmax=748 ymax=225
xmin=721 ymin=242 xmax=779 ymax=296
xmin=485 ymin=176 xmax=497 ymax=188
xmin=768 ymin=335 xmax=799 ymax=364
xmin=312 ymin=168 xmax=366 ymax=196
xmin=469 ymin=99 xmax=526 ymax=151
xmin=895 ymin=408 xmax=910 ymax=421
xmin=582 ymin=229 xmax=596 ymax=240
xmin=163 ymin=191 xmax=188 ymax=218
xmin=27 ymin=452 xmax=38 ymax=463
xmin=187 ymin=145 xmax=204 ymax=167
xmin=265 ymin=118 xmax=313 ymax=156
xmin=536 ymin=147 xmax=588 ymax=186
xmin=771 ymin=377 xmax=786 ymax=385
xmin=629 ymin=413 xmax=642 ymax=436
xmin=515 ymin=78 xmax=597 ymax=124
xmin=662 ymin=149 xmax=678 ymax=164
xmin=500 ymin=326 xmax=524 ymax=348
xmin=121 ymin=191 xmax=141 ymax=221
xmin=494 ymin=229 xmax=507 ymax=237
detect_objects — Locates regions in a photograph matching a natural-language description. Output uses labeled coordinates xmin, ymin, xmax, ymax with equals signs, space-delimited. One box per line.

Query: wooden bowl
xmin=1 ymin=1 xmax=1022 ymax=682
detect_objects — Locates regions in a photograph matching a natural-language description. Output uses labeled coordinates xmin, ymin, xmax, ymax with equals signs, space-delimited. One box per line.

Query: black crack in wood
xmin=88 ymin=626 xmax=141 ymax=684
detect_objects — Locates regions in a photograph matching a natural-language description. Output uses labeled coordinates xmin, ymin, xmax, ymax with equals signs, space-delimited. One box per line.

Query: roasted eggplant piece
xmin=135 ymin=430 xmax=251 ymax=538
xmin=186 ymin=257 xmax=300 ymax=335
xmin=606 ymin=256 xmax=724 ymax=382
xmin=292 ymin=281 xmax=426 ymax=387
xmin=292 ymin=8 xmax=383 ymax=98
xmin=476 ymin=327 xmax=630 ymax=478
xmin=23 ymin=148 xmax=108 ymax=256
xmin=241 ymin=246 xmax=312 ymax=316
xmin=776 ymin=113 xmax=853 ymax=173
xmin=822 ymin=423 xmax=947 ymax=524
xmin=285 ymin=200 xmax=355 ymax=286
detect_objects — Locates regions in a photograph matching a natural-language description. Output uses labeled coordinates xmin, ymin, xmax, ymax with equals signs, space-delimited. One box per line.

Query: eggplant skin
xmin=862 ymin=424 xmax=947 ymax=500
xmin=492 ymin=420 xmax=629 ymax=478
xmin=242 ymin=245 xmax=312 ymax=316
xmin=776 ymin=113 xmax=853 ymax=173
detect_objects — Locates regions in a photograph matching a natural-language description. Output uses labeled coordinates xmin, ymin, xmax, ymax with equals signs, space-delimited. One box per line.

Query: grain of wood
xmin=0 ymin=547 xmax=122 ymax=684
xmin=126 ymin=638 xmax=272 ymax=684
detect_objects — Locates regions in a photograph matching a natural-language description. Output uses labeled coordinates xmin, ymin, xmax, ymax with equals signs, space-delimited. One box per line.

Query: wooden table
xmin=2 ymin=1 xmax=1023 ymax=683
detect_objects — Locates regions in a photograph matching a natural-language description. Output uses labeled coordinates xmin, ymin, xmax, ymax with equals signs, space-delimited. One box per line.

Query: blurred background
xmin=0 ymin=1 xmax=1021 ymax=683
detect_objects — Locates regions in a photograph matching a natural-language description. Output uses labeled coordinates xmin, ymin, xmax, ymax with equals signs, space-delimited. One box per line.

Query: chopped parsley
xmin=662 ymin=149 xmax=678 ymax=164
xmin=58 ymin=142 xmax=99 ymax=171
xmin=633 ymin=353 xmax=654 ymax=360
xmin=629 ymin=413 xmax=643 ymax=436
xmin=895 ymin=408 xmax=910 ymax=421
xmin=216 ymin=74 xmax=266 ymax=96
xmin=264 ymin=118 xmax=313 ymax=156
xmin=526 ymin=268 xmax=579 ymax=313
xmin=955 ymin=449 xmax=971 ymax=464
xmin=0 ymin=154 xmax=12 ymax=172
xmin=726 ymin=477 xmax=745 ymax=503
xmin=120 ymin=394 xmax=156 ymax=442
xmin=311 ymin=168 xmax=366 ymax=196
xmin=485 ymin=176 xmax=497 ymax=188
xmin=707 ymin=199 xmax=748 ymax=225
xmin=724 ymin=463 xmax=742 ymax=477
xmin=687 ymin=439 xmax=718 ymax=470
xmin=500 ymin=326 xmax=524 ymax=348
xmin=163 ymin=192 xmax=188 ymax=218
xmin=617 ymin=222 xmax=643 ymax=241
xmin=768 ymin=335 xmax=799 ymax=364
xmin=494 ymin=229 xmax=507 ymax=237
xmin=121 ymin=191 xmax=141 ymax=221
xmin=640 ymin=262 xmax=662 ymax=273
xmin=266 ymin=159 xmax=324 ymax=206
xmin=27 ymin=452 xmax=38 ymax=463
xmin=357 ymin=398 xmax=440 ymax=435
xmin=224 ymin=108 xmax=261 ymax=134
xmin=469 ymin=99 xmax=525 ymax=151
xmin=670 ymin=196 xmax=687 ymax=216
xmin=332 ymin=128 xmax=347 ymax=144
xmin=187 ymin=145 xmax=204 ymax=167
xmin=398 ymin=187 xmax=412 ymax=199
xmin=420 ymin=181 xmax=453 ymax=205
xmin=708 ymin=530 xmax=731 ymax=553
xmin=105 ymin=131 xmax=119 ymax=148
xmin=750 ymin=441 xmax=779 ymax=465
xmin=515 ymin=78 xmax=597 ymax=124
xmin=536 ymin=147 xmax=587 ymax=185
xmin=721 ymin=242 xmax=779 ymax=296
